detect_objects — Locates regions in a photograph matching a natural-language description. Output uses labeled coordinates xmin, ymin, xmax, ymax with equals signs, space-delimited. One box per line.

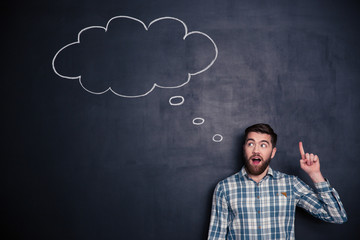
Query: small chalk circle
xmin=212 ymin=134 xmax=223 ymax=142
xmin=192 ymin=117 xmax=205 ymax=125
xmin=169 ymin=96 xmax=184 ymax=106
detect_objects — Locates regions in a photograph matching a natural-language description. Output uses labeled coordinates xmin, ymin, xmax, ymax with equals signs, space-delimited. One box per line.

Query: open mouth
xmin=251 ymin=157 xmax=262 ymax=165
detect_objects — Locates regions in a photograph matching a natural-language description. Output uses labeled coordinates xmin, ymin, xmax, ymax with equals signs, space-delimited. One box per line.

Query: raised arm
xmin=295 ymin=142 xmax=347 ymax=224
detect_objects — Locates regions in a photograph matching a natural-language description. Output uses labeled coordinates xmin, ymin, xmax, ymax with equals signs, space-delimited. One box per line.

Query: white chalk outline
xmin=212 ymin=134 xmax=223 ymax=142
xmin=169 ymin=96 xmax=184 ymax=106
xmin=52 ymin=16 xmax=218 ymax=98
xmin=192 ymin=117 xmax=205 ymax=125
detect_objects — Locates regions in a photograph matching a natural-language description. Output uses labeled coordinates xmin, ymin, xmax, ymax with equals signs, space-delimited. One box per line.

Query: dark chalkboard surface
xmin=5 ymin=0 xmax=360 ymax=239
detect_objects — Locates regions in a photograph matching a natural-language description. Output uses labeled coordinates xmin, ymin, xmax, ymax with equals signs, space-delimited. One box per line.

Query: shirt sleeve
xmin=293 ymin=177 xmax=348 ymax=224
xmin=207 ymin=182 xmax=229 ymax=240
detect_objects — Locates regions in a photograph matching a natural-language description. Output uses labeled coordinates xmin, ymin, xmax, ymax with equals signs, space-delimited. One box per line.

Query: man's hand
xmin=299 ymin=142 xmax=325 ymax=183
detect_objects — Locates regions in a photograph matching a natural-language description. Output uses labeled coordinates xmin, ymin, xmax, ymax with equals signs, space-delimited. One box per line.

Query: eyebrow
xmin=246 ymin=138 xmax=270 ymax=144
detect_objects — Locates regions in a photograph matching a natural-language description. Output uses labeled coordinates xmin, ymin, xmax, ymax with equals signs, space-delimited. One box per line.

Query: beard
xmin=244 ymin=153 xmax=272 ymax=176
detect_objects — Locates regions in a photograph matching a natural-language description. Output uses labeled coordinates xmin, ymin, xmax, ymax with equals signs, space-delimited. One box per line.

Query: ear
xmin=271 ymin=147 xmax=277 ymax=159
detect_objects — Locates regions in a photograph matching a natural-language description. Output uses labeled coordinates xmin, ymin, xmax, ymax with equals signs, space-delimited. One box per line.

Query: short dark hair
xmin=244 ymin=123 xmax=277 ymax=147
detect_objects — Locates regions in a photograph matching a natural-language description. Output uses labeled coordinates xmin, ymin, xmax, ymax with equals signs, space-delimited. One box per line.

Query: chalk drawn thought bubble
xmin=52 ymin=16 xmax=218 ymax=98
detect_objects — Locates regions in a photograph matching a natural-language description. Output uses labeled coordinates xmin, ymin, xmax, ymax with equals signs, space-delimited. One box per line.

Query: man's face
xmin=243 ymin=132 xmax=277 ymax=176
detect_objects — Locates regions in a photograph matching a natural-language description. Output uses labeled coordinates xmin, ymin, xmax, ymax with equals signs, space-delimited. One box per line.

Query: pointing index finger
xmin=299 ymin=141 xmax=305 ymax=159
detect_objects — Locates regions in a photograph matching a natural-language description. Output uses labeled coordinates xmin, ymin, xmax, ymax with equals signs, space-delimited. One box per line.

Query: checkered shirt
xmin=207 ymin=167 xmax=347 ymax=240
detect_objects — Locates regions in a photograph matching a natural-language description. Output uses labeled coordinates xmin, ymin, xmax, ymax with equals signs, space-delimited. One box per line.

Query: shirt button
xmin=257 ymin=196 xmax=260 ymax=199
xmin=258 ymin=211 xmax=260 ymax=214
xmin=259 ymin=226 xmax=261 ymax=229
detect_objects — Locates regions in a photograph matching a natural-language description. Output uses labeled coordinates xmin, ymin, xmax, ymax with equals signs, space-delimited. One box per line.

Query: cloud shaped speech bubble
xmin=52 ymin=16 xmax=218 ymax=98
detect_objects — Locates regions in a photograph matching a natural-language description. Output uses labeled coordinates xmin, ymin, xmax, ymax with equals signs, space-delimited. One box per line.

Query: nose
xmin=253 ymin=144 xmax=260 ymax=154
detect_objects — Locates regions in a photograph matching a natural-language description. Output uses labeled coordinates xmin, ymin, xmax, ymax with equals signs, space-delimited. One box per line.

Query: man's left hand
xmin=299 ymin=142 xmax=325 ymax=183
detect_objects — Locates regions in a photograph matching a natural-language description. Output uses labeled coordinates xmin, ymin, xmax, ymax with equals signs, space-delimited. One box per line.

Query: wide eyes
xmin=247 ymin=142 xmax=268 ymax=148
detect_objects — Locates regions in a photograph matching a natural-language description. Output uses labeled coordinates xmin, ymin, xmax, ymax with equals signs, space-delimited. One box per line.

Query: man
xmin=207 ymin=123 xmax=347 ymax=240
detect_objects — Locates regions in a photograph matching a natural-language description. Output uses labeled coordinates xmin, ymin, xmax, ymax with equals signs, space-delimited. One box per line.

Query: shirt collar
xmin=239 ymin=166 xmax=277 ymax=180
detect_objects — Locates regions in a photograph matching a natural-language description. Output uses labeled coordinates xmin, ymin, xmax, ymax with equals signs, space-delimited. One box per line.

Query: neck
xmin=247 ymin=166 xmax=269 ymax=183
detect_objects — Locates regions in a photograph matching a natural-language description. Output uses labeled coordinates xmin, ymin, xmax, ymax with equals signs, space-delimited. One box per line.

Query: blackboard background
xmin=4 ymin=0 xmax=360 ymax=239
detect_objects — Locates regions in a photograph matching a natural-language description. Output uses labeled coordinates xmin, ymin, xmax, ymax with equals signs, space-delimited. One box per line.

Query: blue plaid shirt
xmin=207 ymin=167 xmax=347 ymax=240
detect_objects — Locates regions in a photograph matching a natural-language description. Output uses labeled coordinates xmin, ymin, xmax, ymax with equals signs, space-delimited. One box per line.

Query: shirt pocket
xmin=273 ymin=192 xmax=291 ymax=217
xmin=277 ymin=192 xmax=288 ymax=203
